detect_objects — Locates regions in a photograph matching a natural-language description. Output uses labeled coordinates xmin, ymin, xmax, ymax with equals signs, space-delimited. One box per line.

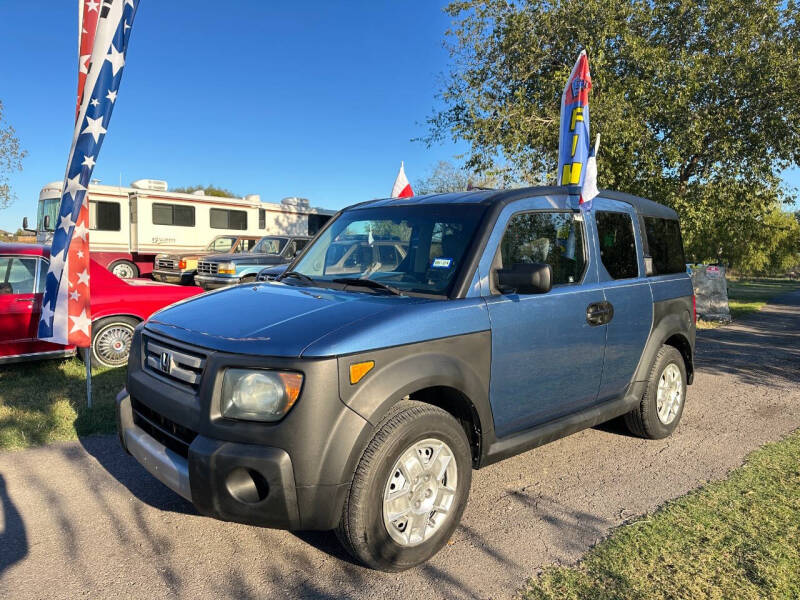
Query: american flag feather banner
xmin=38 ymin=0 xmax=139 ymax=346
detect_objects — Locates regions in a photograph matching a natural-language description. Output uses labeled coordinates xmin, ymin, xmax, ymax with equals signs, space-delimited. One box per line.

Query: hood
xmin=160 ymin=250 xmax=212 ymax=260
xmin=146 ymin=282 xmax=424 ymax=357
xmin=200 ymin=253 xmax=287 ymax=266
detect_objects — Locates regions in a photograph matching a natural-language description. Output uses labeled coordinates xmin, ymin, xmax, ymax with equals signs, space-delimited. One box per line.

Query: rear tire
xmin=108 ymin=260 xmax=139 ymax=279
xmin=624 ymin=345 xmax=687 ymax=439
xmin=336 ymin=400 xmax=472 ymax=571
xmin=90 ymin=316 xmax=139 ymax=368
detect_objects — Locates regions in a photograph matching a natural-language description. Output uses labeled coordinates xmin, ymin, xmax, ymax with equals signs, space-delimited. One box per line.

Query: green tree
xmin=0 ymin=101 xmax=26 ymax=211
xmin=426 ymin=0 xmax=800 ymax=262
xmin=171 ymin=184 xmax=237 ymax=197
xmin=414 ymin=160 xmax=499 ymax=195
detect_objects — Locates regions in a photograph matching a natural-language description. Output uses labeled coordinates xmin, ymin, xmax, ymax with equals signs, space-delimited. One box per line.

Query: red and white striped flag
xmin=390 ymin=161 xmax=414 ymax=198
xmin=38 ymin=0 xmax=139 ymax=346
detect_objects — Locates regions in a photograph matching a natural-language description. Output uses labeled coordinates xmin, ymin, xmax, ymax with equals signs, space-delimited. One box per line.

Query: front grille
xmin=156 ymin=258 xmax=176 ymax=270
xmin=131 ymin=397 xmax=197 ymax=458
xmin=197 ymin=261 xmax=218 ymax=275
xmin=143 ymin=333 xmax=206 ymax=391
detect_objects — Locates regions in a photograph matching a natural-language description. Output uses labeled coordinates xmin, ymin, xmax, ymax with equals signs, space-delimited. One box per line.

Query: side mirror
xmin=22 ymin=217 xmax=29 ymax=230
xmin=43 ymin=215 xmax=50 ymax=230
xmin=495 ymin=262 xmax=552 ymax=295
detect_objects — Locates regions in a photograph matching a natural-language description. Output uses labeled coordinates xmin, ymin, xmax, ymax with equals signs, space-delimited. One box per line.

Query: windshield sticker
xmin=431 ymin=258 xmax=453 ymax=269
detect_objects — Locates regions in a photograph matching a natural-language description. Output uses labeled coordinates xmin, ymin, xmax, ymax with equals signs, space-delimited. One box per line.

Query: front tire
xmin=624 ymin=345 xmax=687 ymax=439
xmin=108 ymin=260 xmax=139 ymax=279
xmin=90 ymin=316 xmax=139 ymax=368
xmin=336 ymin=400 xmax=472 ymax=571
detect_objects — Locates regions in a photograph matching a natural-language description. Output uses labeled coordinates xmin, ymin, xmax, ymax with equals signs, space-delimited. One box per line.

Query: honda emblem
xmin=160 ymin=352 xmax=171 ymax=374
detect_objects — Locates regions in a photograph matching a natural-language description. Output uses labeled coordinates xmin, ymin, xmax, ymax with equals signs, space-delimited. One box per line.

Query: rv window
xmin=210 ymin=208 xmax=248 ymax=230
xmin=309 ymin=213 xmax=331 ymax=235
xmin=89 ymin=201 xmax=121 ymax=231
xmin=152 ymin=203 xmax=195 ymax=227
xmin=259 ymin=209 xmax=266 ymax=229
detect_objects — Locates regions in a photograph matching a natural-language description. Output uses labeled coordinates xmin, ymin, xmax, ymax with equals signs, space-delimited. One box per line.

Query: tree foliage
xmin=414 ymin=160 xmax=499 ymax=195
xmin=0 ymin=101 xmax=26 ymax=211
xmin=171 ymin=184 xmax=237 ymax=198
xmin=427 ymin=0 xmax=800 ymax=268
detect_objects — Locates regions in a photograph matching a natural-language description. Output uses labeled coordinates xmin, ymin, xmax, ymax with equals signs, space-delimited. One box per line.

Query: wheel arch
xmin=633 ymin=301 xmax=695 ymax=386
xmin=336 ymin=332 xmax=494 ymax=469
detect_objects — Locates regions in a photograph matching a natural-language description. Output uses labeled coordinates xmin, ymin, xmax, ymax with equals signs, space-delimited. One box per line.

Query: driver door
xmin=480 ymin=196 xmax=608 ymax=438
xmin=0 ymin=255 xmax=43 ymax=358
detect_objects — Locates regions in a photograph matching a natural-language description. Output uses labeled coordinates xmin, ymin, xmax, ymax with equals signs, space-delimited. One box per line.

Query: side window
xmin=294 ymin=239 xmax=308 ymax=253
xmin=499 ymin=212 xmax=586 ymax=286
xmin=152 ymin=203 xmax=195 ymax=227
xmin=210 ymin=208 xmax=248 ymax=230
xmin=37 ymin=259 xmax=48 ymax=293
xmin=595 ymin=211 xmax=638 ymax=279
xmin=284 ymin=241 xmax=297 ymax=257
xmin=644 ymin=217 xmax=686 ymax=275
xmin=259 ymin=208 xmax=266 ymax=229
xmin=0 ymin=257 xmax=37 ymax=294
xmin=212 ymin=237 xmax=234 ymax=252
xmin=89 ymin=201 xmax=121 ymax=231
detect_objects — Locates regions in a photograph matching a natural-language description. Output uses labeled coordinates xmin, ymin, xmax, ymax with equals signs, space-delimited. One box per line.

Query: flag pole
xmin=84 ymin=347 xmax=92 ymax=408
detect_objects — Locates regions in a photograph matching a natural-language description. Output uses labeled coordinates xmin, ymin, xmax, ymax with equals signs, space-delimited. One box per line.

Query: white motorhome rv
xmin=31 ymin=179 xmax=333 ymax=278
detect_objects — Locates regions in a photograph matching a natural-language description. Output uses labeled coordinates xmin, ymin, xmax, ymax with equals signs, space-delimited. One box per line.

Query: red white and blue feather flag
xmin=38 ymin=0 xmax=139 ymax=346
xmin=557 ymin=50 xmax=599 ymax=207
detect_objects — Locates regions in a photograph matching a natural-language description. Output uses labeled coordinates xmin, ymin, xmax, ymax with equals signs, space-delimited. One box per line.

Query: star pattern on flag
xmin=40 ymin=0 xmax=139 ymax=347
xmin=106 ymin=44 xmax=126 ymax=76
xmin=64 ymin=173 xmax=87 ymax=201
xmin=82 ymin=116 xmax=107 ymax=143
xmin=69 ymin=309 xmax=92 ymax=336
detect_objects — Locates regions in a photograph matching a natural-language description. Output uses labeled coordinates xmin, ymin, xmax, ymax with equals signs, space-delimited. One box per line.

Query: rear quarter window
xmin=644 ymin=217 xmax=686 ymax=275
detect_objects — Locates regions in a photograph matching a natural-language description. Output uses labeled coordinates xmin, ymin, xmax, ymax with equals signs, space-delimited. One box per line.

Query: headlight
xmin=221 ymin=369 xmax=303 ymax=422
xmin=218 ymin=261 xmax=236 ymax=275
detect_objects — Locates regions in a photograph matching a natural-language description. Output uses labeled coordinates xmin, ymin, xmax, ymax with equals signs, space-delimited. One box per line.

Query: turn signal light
xmin=349 ymin=361 xmax=375 ymax=385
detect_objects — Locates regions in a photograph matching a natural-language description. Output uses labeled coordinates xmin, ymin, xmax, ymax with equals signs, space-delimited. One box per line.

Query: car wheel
xmin=624 ymin=345 xmax=687 ymax=439
xmin=91 ymin=316 xmax=139 ymax=368
xmin=108 ymin=260 xmax=139 ymax=279
xmin=336 ymin=400 xmax=472 ymax=571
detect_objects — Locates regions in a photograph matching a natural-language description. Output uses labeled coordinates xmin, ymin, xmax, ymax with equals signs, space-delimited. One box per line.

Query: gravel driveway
xmin=1 ymin=291 xmax=798 ymax=599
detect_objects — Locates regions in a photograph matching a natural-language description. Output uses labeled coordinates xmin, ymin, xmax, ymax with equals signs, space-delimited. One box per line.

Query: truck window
xmin=595 ymin=211 xmax=638 ymax=279
xmin=499 ymin=212 xmax=586 ymax=286
xmin=643 ymin=217 xmax=686 ymax=275
xmin=152 ymin=203 xmax=195 ymax=227
xmin=89 ymin=201 xmax=121 ymax=231
xmin=210 ymin=208 xmax=247 ymax=230
xmin=208 ymin=237 xmax=235 ymax=252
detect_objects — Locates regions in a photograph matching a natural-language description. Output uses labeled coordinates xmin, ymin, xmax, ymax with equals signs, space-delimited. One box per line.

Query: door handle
xmin=15 ymin=298 xmax=34 ymax=303
xmin=586 ymin=301 xmax=614 ymax=326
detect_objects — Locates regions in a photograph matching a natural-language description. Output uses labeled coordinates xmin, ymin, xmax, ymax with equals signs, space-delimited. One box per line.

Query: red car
xmin=0 ymin=243 xmax=203 ymax=368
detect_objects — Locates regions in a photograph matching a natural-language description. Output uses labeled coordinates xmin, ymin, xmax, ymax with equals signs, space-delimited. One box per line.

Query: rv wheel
xmin=109 ymin=260 xmax=139 ymax=279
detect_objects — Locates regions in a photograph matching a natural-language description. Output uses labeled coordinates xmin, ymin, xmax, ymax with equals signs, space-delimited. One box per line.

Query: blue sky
xmin=0 ymin=0 xmax=468 ymax=231
xmin=1 ymin=1 xmax=798 ymax=232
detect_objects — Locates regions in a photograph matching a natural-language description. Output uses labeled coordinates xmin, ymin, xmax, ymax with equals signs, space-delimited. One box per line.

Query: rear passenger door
xmin=480 ymin=195 xmax=608 ymax=437
xmin=591 ymin=199 xmax=653 ymax=402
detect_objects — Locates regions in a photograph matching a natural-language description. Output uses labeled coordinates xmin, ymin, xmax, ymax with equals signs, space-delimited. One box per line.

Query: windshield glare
xmin=38 ymin=198 xmax=59 ymax=231
xmin=291 ymin=204 xmax=487 ymax=296
xmin=253 ymin=237 xmax=287 ymax=254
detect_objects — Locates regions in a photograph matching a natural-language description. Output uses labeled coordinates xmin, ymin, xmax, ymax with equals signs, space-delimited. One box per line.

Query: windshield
xmin=37 ymin=198 xmax=60 ymax=231
xmin=253 ymin=236 xmax=287 ymax=255
xmin=207 ymin=236 xmax=236 ymax=252
xmin=290 ymin=204 xmax=487 ymax=296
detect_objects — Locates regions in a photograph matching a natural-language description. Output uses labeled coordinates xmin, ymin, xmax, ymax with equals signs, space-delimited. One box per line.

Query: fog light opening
xmin=225 ymin=467 xmax=270 ymax=504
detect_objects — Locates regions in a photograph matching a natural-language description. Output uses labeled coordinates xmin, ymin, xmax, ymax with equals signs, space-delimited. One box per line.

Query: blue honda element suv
xmin=117 ymin=186 xmax=695 ymax=571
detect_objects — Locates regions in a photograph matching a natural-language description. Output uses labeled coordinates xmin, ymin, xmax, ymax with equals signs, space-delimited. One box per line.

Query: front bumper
xmin=194 ymin=274 xmax=240 ymax=289
xmin=117 ymin=391 xmax=301 ymax=528
xmin=152 ymin=269 xmax=196 ymax=285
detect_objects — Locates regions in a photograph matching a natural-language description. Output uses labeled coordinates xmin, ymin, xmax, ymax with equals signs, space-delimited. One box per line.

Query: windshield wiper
xmin=278 ymin=271 xmax=315 ymax=285
xmin=332 ymin=277 xmax=403 ymax=296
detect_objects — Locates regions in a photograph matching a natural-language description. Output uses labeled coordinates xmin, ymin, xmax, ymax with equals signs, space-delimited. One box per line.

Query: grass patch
xmin=522 ymin=430 xmax=800 ymax=599
xmin=0 ymin=358 xmax=125 ymax=451
xmin=697 ymin=277 xmax=800 ymax=328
